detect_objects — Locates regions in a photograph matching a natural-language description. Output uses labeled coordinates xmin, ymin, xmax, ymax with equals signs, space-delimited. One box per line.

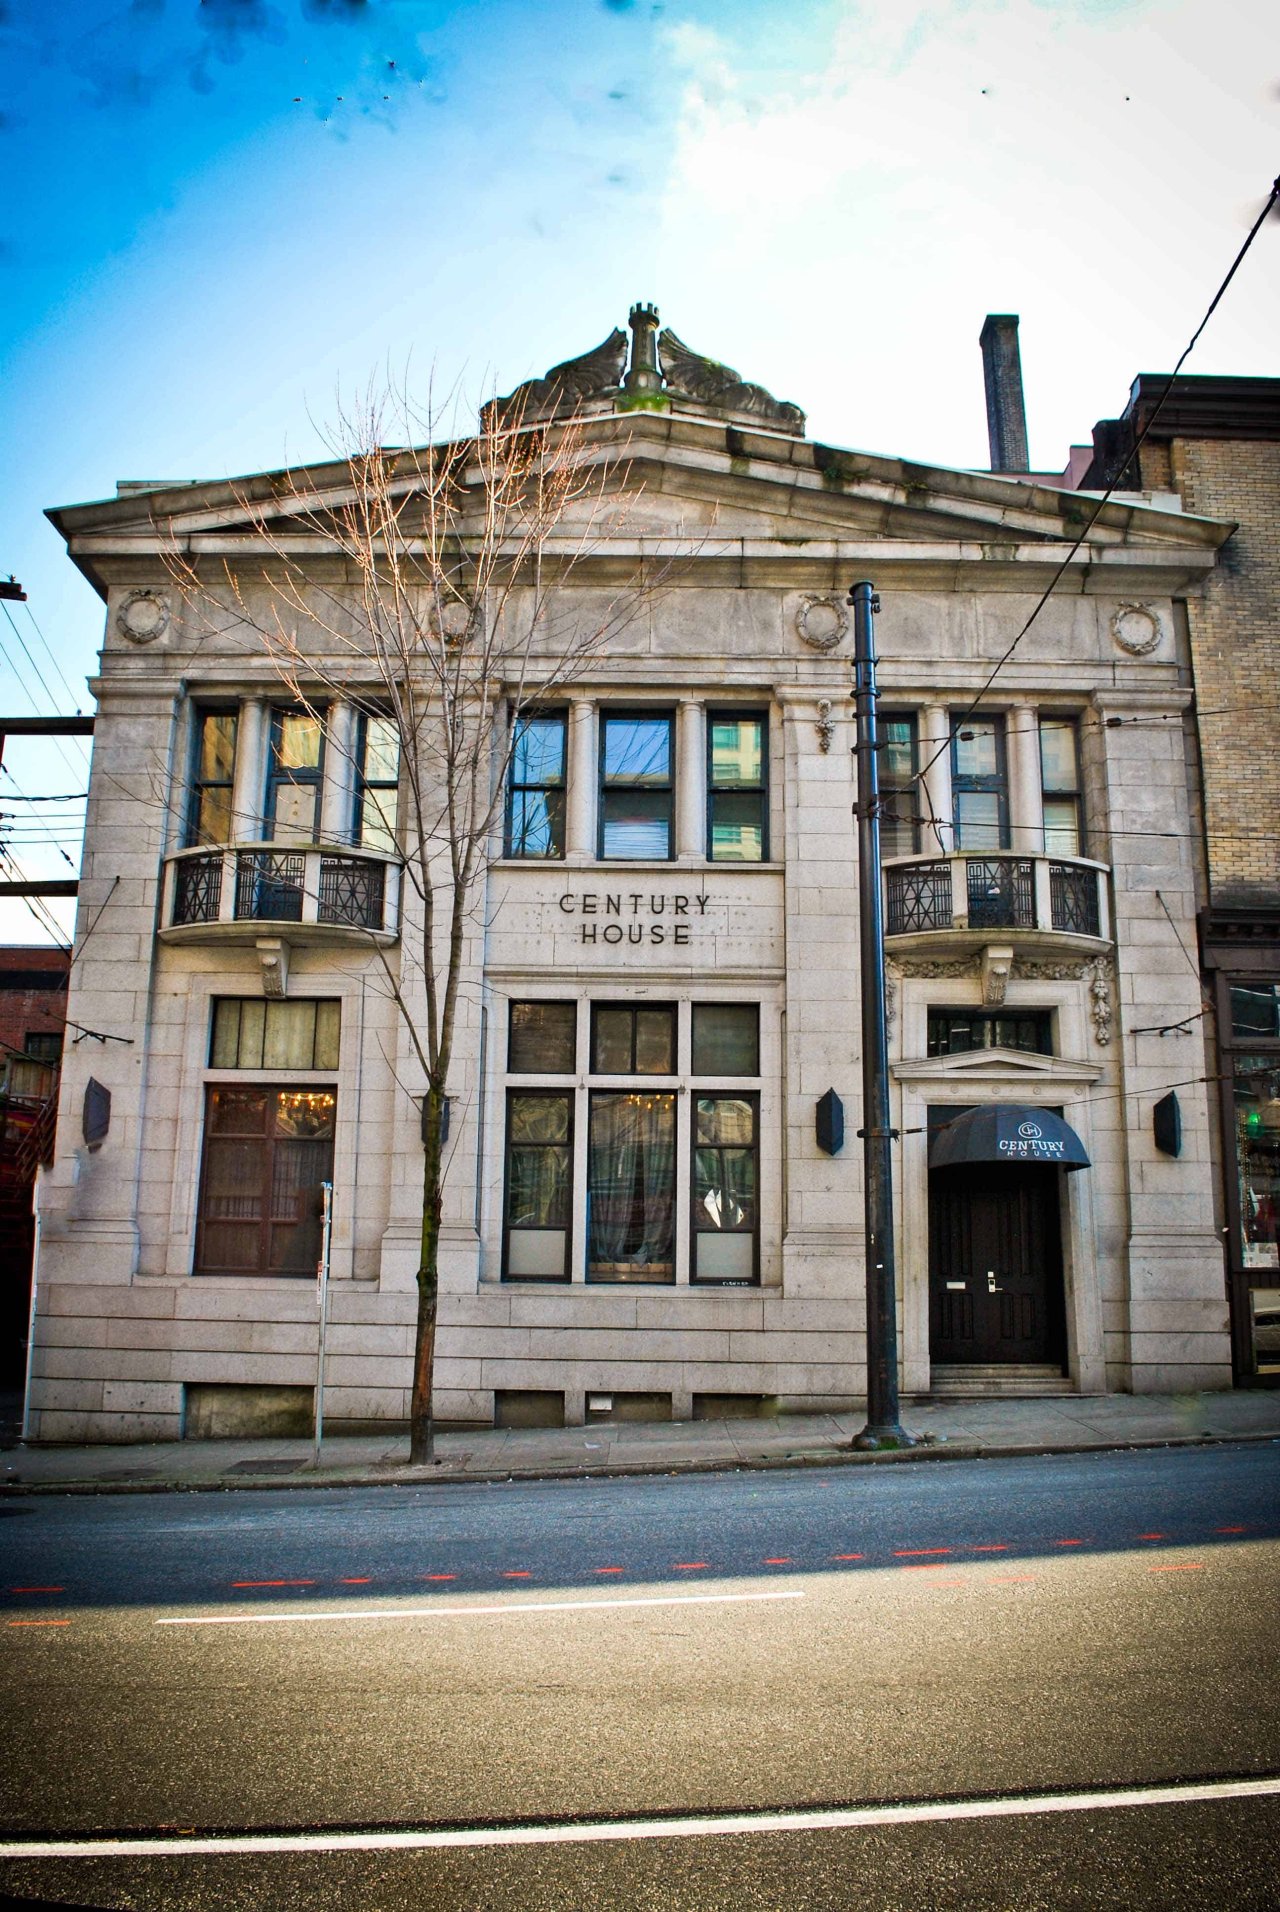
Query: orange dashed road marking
xmin=894 ymin=1548 xmax=951 ymax=1557
xmin=232 ymin=1580 xmax=315 ymax=1589
xmin=339 ymin=1578 xmax=372 ymax=1585
xmin=968 ymin=1545 xmax=1008 ymax=1553
xmin=673 ymin=1563 xmax=709 ymax=1571
xmin=831 ymin=1554 xmax=864 ymax=1562
xmin=9 ymin=1587 xmax=65 ymax=1594
xmin=9 ymin=1619 xmax=70 ymax=1627
xmin=1053 ymin=1540 xmax=1085 ymax=1547
xmin=421 ymin=1574 xmax=456 ymax=1582
xmin=1216 ymin=1526 xmax=1246 ymax=1534
xmin=502 ymin=1572 xmax=532 ymax=1579
xmin=1138 ymin=1533 xmax=1168 ymax=1541
xmin=763 ymin=1558 xmax=792 ymax=1566
xmin=594 ymin=1568 xmax=624 ymax=1576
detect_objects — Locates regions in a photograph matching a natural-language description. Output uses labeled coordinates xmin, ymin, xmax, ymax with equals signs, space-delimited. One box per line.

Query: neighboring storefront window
xmin=707 ymin=713 xmax=767 ymax=862
xmin=1234 ymin=1055 xmax=1280 ymax=1278
xmin=195 ymin=1086 xmax=335 ymax=1275
xmin=588 ymin=1091 xmax=676 ymax=1282
xmin=599 ymin=712 xmax=674 ymax=859
xmin=692 ymin=1093 xmax=758 ymax=1283
xmin=504 ymin=1091 xmax=573 ymax=1279
xmin=506 ymin=712 xmax=566 ymax=859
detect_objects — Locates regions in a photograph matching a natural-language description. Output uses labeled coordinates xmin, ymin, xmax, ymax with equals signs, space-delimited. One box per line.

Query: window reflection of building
xmin=1222 ymin=982 xmax=1280 ymax=1377
xmin=195 ymin=1086 xmax=336 ymax=1276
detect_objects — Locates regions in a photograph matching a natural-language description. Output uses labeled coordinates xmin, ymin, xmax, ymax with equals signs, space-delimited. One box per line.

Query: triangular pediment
xmin=48 ymin=406 xmax=1232 ymax=599
xmin=892 ymin=1047 xmax=1103 ymax=1084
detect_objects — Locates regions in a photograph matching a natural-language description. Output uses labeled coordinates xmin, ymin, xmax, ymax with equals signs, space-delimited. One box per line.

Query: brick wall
xmin=1169 ymin=438 xmax=1280 ymax=908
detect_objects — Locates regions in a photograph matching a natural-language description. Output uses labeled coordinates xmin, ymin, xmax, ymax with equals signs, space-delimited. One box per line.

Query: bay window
xmin=266 ymin=707 xmax=326 ymax=844
xmin=186 ymin=709 xmax=237 ymax=847
xmin=951 ymin=715 xmax=1009 ymax=850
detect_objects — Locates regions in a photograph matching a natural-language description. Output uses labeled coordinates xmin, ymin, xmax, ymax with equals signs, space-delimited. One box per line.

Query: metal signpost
xmin=313 ymin=1181 xmax=333 ymax=1467
xmin=849 ymin=581 xmax=912 ymax=1449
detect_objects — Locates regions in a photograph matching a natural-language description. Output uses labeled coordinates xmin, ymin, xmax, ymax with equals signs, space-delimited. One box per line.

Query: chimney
xmin=979 ymin=314 xmax=1029 ymax=473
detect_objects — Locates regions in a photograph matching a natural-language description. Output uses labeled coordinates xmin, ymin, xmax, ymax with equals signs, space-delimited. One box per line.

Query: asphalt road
xmin=1 ymin=1443 xmax=1277 ymax=1909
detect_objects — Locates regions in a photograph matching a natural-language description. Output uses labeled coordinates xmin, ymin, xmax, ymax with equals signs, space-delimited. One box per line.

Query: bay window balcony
xmin=160 ymin=842 xmax=401 ymax=945
xmin=883 ymin=849 xmax=1109 ymax=957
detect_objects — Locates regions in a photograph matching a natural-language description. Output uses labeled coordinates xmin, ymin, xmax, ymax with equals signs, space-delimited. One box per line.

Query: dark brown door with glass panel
xmin=195 ymin=1086 xmax=336 ymax=1275
xmin=929 ymin=1164 xmax=1066 ymax=1364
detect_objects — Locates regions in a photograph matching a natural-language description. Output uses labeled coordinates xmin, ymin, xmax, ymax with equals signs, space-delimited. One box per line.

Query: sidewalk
xmin=3 ymin=1389 xmax=1279 ymax=1495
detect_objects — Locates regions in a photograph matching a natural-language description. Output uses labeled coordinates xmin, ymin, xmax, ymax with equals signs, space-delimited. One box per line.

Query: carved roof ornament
xmin=483 ymin=304 xmax=807 ymax=436
xmin=484 ymin=328 xmax=628 ymax=427
xmin=658 ymin=327 xmax=807 ymax=436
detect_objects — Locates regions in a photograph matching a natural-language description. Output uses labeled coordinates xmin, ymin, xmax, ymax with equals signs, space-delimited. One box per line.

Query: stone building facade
xmin=1082 ymin=376 xmax=1280 ymax=1382
xmin=26 ymin=313 xmax=1239 ymax=1442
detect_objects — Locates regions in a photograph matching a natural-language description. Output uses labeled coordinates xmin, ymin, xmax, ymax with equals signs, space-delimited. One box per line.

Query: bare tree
xmin=167 ymin=383 xmax=651 ymax=1460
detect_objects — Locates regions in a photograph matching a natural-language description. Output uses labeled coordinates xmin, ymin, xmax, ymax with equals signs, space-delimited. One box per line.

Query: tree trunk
xmin=410 ymin=1083 xmax=445 ymax=1463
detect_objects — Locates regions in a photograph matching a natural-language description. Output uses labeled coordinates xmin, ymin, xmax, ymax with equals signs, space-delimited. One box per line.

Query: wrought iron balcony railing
xmin=163 ymin=843 xmax=400 ymax=939
xmin=884 ymin=850 xmax=1108 ymax=942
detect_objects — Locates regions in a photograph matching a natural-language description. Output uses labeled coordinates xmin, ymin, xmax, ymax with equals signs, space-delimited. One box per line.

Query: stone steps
xmin=927 ymin=1363 xmax=1074 ymax=1399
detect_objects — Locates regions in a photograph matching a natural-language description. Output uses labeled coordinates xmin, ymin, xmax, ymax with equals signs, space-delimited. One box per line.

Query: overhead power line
xmin=907 ymin=171 xmax=1280 ymax=799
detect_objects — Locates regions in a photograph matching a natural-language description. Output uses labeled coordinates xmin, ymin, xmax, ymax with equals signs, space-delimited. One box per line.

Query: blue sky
xmin=1 ymin=0 xmax=1277 ymax=939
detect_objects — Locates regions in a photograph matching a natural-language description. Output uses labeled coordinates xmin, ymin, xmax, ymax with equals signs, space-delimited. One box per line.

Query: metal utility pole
xmin=849 ymin=581 xmax=911 ymax=1449
xmin=313 ymin=1182 xmax=333 ymax=1467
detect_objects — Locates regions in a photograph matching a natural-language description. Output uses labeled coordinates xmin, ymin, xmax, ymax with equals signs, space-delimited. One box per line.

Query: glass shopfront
xmin=1223 ymin=981 xmax=1280 ymax=1379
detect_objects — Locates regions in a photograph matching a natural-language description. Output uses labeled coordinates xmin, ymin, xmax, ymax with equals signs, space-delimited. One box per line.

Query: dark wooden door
xmin=929 ymin=1165 xmax=1066 ymax=1364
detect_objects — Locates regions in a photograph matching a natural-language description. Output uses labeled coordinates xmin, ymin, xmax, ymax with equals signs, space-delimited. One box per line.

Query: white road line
xmin=154 ymin=1588 xmax=807 ymax=1628
xmin=4 ymin=1776 xmax=1278 ymax=1861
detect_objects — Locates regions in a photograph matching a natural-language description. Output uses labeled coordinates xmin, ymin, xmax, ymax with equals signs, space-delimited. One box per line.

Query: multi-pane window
xmin=506 ymin=712 xmax=566 ymax=859
xmin=591 ymin=1003 xmax=676 ymax=1074
xmin=210 ymin=998 xmax=341 ymax=1071
xmin=951 ymin=715 xmax=1008 ymax=851
xmin=927 ymin=1009 xmax=1052 ymax=1058
xmin=4 ymin=1031 xmax=62 ymax=1099
xmin=195 ymin=1086 xmax=336 ymax=1276
xmin=1040 ymin=718 xmax=1084 ymax=856
xmin=691 ymin=1003 xmax=759 ymax=1075
xmin=508 ymin=1001 xmax=577 ymax=1074
xmin=187 ymin=709 xmax=237 ymax=847
xmin=502 ymin=998 xmax=764 ymax=1286
xmin=878 ymin=713 xmax=920 ymax=859
xmin=266 ymin=708 xmax=325 ymax=844
xmin=693 ymin=1094 xmax=758 ymax=1284
xmin=504 ymin=1091 xmax=573 ymax=1279
xmin=355 ymin=714 xmax=400 ymax=853
xmin=599 ymin=712 xmax=673 ymax=859
xmin=707 ymin=714 xmax=766 ymax=861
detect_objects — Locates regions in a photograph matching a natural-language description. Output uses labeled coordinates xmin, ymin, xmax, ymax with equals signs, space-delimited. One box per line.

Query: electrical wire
xmin=19 ymin=597 xmax=86 ymax=716
xmin=902 ymin=172 xmax=1280 ymax=799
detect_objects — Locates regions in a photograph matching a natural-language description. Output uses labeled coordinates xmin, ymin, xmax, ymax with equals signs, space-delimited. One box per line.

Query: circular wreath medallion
xmin=1110 ymin=603 xmax=1162 ymax=656
xmin=116 ymin=589 xmax=170 ymax=645
xmin=794 ymin=593 xmax=849 ymax=653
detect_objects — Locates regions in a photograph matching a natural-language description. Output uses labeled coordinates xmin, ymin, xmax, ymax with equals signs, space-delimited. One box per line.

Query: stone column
xmin=920 ymin=704 xmax=952 ymax=853
xmin=321 ymin=702 xmax=358 ymax=844
xmin=231 ymin=699 xmax=269 ymax=842
xmin=1008 ymin=703 xmax=1044 ymax=854
xmin=676 ymin=698 xmax=704 ymax=862
xmin=565 ymin=696 xmax=596 ymax=862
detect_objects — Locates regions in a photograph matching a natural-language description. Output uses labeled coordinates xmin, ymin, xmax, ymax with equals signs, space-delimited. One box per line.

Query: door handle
xmin=986 ymin=1269 xmax=1004 ymax=1294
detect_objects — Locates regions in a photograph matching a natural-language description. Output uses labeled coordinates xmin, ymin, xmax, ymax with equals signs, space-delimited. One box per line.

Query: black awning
xmin=929 ymin=1104 xmax=1090 ymax=1172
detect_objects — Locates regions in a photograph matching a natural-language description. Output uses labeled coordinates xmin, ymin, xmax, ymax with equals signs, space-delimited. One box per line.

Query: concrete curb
xmin=1 ymin=1427 xmax=1275 ymax=1498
